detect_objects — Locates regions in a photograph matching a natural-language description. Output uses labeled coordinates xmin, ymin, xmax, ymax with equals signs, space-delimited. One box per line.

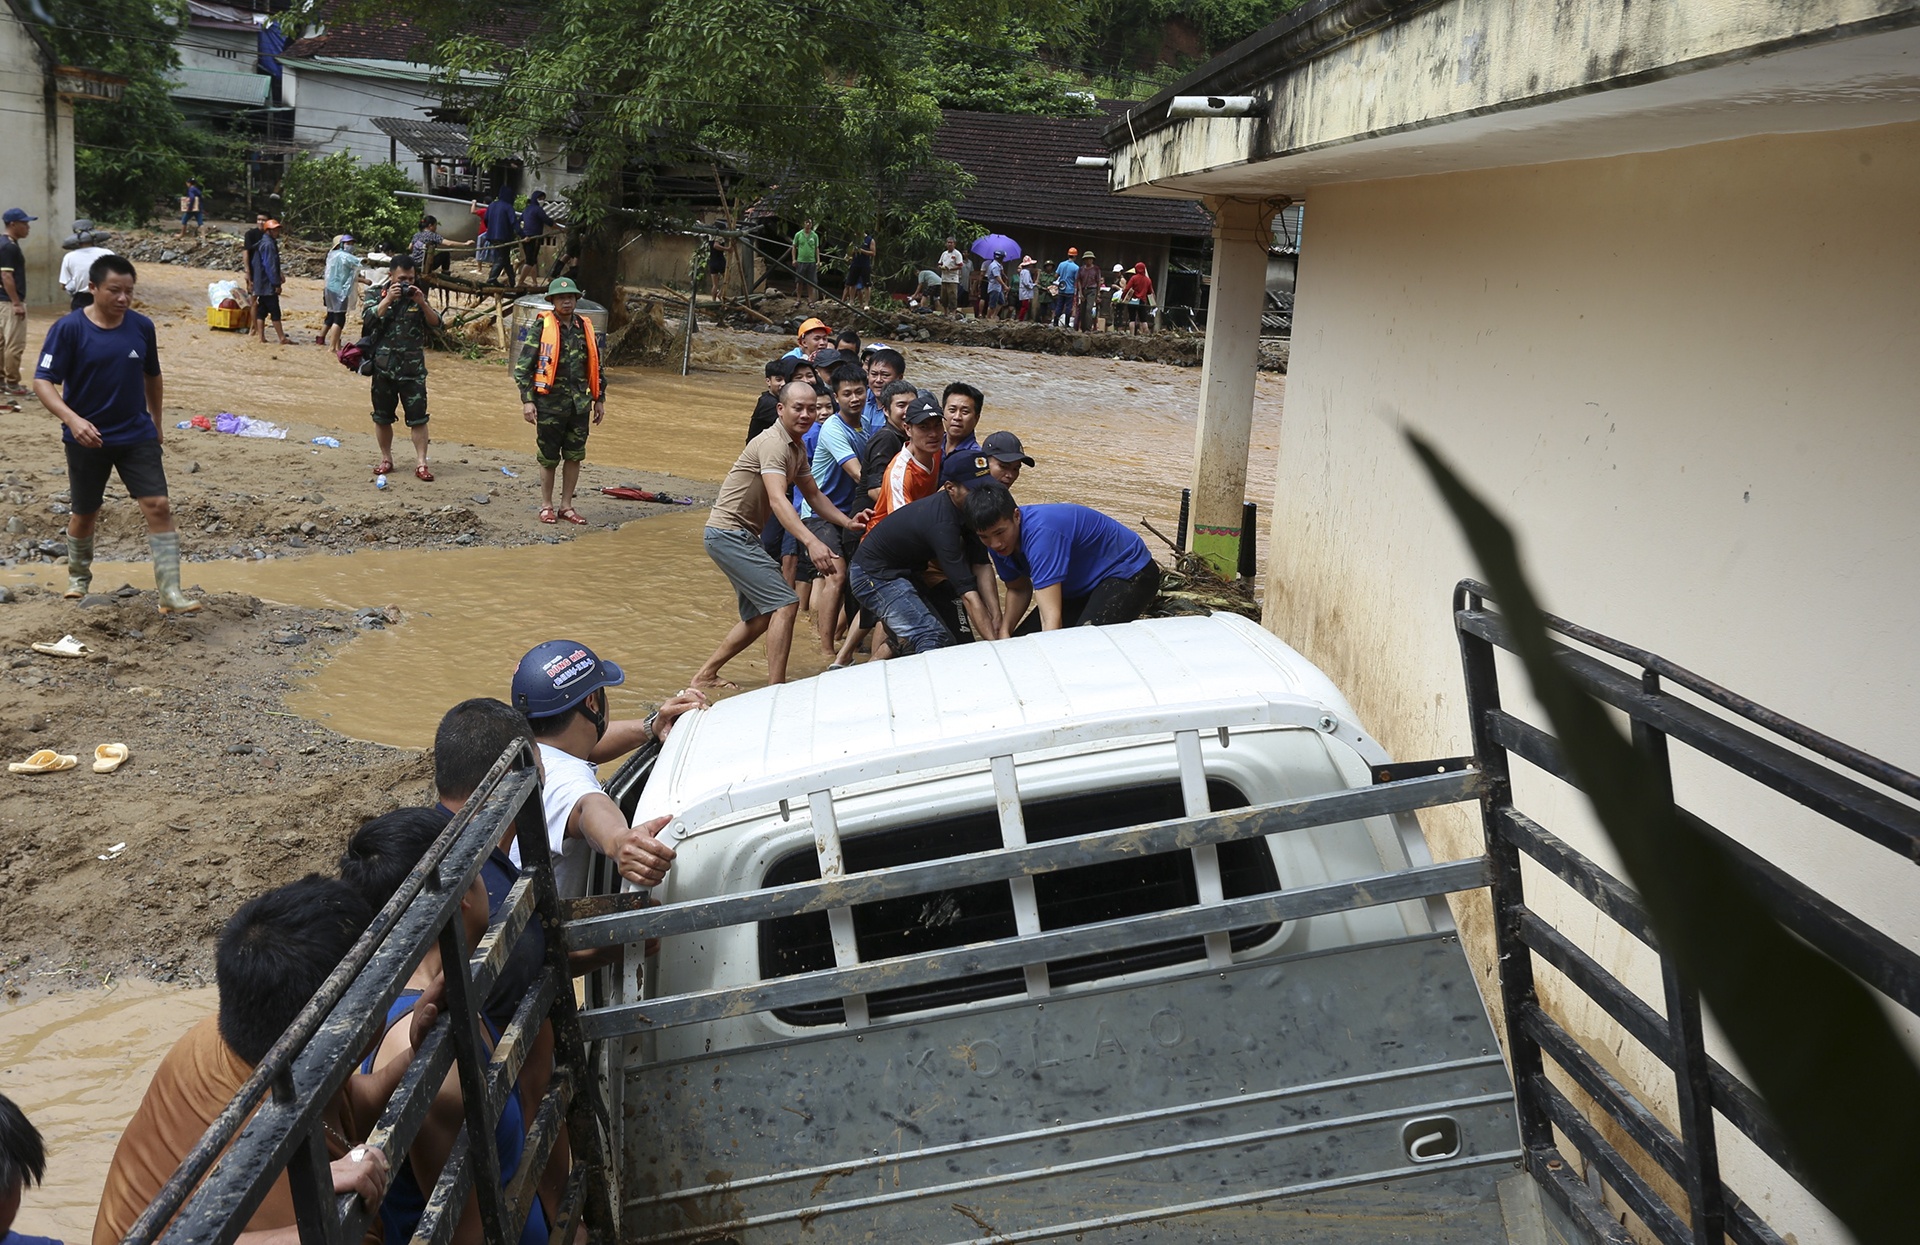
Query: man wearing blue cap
xmin=510 ymin=640 xmax=706 ymax=895
xmin=0 ymin=208 xmax=36 ymax=396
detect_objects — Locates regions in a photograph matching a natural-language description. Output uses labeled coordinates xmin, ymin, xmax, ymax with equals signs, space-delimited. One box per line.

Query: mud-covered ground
xmin=0 ymin=585 xmax=431 ymax=998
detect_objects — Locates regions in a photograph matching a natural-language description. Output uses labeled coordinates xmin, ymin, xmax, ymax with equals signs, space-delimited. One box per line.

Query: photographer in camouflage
xmin=362 ymin=252 xmax=442 ymax=482
xmin=513 ymin=276 xmax=604 ymax=525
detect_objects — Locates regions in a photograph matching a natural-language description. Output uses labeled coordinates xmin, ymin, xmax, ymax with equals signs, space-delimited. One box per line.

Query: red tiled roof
xmin=935 ymin=105 xmax=1213 ymax=239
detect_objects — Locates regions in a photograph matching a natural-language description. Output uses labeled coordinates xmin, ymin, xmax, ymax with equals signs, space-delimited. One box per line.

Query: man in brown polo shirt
xmin=694 ymin=379 xmax=871 ymax=689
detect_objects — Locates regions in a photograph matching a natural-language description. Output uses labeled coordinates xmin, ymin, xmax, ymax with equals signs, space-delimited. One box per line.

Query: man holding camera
xmin=362 ymin=253 xmax=441 ymax=482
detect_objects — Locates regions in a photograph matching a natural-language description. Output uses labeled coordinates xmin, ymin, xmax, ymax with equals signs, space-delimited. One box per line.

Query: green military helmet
xmin=546 ymin=277 xmax=584 ymax=297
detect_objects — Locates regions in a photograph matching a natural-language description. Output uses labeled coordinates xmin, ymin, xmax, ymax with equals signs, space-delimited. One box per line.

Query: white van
xmin=588 ymin=615 xmax=1529 ymax=1243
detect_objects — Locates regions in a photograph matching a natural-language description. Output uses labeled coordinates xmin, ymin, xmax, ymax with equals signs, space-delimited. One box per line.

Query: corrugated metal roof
xmin=936 ymin=105 xmax=1214 ymax=240
xmin=371 ymin=116 xmax=470 ymax=160
xmin=645 ymin=614 xmax=1365 ymax=818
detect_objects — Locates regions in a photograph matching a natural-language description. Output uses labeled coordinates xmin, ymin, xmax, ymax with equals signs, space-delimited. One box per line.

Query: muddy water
xmin=0 ymin=983 xmax=219 ymax=1241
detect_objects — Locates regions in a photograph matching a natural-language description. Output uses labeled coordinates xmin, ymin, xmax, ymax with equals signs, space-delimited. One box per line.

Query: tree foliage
xmin=280 ymin=152 xmax=420 ymax=250
xmin=32 ymin=0 xmax=244 ymax=224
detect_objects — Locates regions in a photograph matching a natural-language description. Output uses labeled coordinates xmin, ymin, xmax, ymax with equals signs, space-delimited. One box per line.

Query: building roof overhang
xmin=1105 ymin=0 xmax=1920 ymax=200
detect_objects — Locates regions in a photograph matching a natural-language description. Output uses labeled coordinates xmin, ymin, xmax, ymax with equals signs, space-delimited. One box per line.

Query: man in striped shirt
xmin=869 ymin=394 xmax=945 ymax=526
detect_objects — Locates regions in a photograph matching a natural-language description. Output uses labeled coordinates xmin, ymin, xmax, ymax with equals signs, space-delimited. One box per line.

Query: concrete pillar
xmin=1188 ymin=196 xmax=1280 ymax=575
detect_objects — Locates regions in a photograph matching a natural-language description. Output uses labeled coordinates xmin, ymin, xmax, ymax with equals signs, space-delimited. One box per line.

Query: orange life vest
xmin=532 ymin=310 xmax=601 ymax=398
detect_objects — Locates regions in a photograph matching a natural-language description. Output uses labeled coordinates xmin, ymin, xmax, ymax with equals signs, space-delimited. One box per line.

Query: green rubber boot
xmin=64 ymin=533 xmax=94 ymax=599
xmin=149 ymin=531 xmax=201 ymax=614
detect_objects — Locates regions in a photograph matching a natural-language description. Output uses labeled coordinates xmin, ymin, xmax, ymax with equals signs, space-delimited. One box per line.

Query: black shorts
xmin=254 ymin=294 xmax=281 ymax=321
xmin=323 ymin=311 xmax=347 ymax=328
xmin=66 ymin=438 xmax=166 ymax=513
xmin=708 ymin=251 xmax=727 ymax=275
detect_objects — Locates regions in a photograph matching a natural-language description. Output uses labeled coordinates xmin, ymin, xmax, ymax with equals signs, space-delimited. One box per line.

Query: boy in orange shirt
xmin=869 ymin=394 xmax=944 ymax=525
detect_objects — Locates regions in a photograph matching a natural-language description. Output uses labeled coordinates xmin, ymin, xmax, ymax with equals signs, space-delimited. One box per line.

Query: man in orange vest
xmin=514 ymin=276 xmax=603 ymax=524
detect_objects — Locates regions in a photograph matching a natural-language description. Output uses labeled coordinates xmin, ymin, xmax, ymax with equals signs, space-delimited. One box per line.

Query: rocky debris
xmin=120 ymin=228 xmax=330 ymax=281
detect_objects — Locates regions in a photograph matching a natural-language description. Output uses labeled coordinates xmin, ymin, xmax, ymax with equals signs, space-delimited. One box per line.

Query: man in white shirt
xmin=509 ymin=639 xmax=707 ymax=897
xmin=58 ymin=223 xmax=113 ymax=312
xmin=936 ymin=237 xmax=964 ymax=312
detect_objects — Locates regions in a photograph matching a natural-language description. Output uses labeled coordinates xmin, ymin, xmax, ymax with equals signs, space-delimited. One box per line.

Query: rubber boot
xmin=149 ymin=531 xmax=201 ymax=614
xmin=63 ymin=533 xmax=93 ymax=599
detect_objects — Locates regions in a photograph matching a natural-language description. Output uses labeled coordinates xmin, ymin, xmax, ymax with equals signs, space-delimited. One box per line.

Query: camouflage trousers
xmin=370 ymin=370 xmax=429 ymax=428
xmin=533 ymin=391 xmax=593 ymax=467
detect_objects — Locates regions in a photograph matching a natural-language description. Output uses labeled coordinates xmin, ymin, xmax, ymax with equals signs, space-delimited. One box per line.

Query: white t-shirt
xmin=60 ymin=246 xmax=113 ymax=294
xmin=937 ymin=248 xmax=964 ymax=282
xmin=524 ymin=742 xmax=604 ymax=898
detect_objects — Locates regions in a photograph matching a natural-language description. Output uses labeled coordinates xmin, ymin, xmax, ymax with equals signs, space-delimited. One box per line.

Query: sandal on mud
xmin=557 ymin=507 xmax=588 ymax=526
xmin=414 ymin=463 xmax=434 ymax=482
xmin=538 ymin=506 xmax=557 ymax=524
xmin=10 ymin=749 xmax=79 ymax=775
xmin=374 ymin=458 xmax=394 ymax=476
xmin=31 ymin=634 xmax=90 ymax=658
xmin=93 ymin=743 xmax=130 ymax=774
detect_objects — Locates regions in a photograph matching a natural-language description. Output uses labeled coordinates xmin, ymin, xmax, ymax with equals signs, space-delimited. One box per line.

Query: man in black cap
xmin=848 ymin=454 xmax=1004 ymax=658
xmin=0 ymin=208 xmax=35 ymax=396
xmin=981 ymin=430 xmax=1034 ymax=487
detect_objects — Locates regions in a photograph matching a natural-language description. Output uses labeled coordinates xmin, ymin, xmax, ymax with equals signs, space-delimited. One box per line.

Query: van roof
xmin=647 ymin=615 xmax=1372 ymax=822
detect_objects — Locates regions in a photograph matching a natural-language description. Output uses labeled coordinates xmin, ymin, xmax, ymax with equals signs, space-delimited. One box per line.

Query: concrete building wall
xmin=0 ymin=12 xmax=74 ymax=303
xmin=284 ymin=67 xmax=438 ymax=168
xmin=1269 ymin=119 xmax=1920 ymax=1243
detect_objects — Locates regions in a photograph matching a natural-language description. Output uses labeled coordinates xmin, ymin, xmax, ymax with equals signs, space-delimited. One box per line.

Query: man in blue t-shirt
xmin=32 ymin=253 xmax=199 ymax=613
xmin=1054 ymin=250 xmax=1080 ymax=327
xmin=484 ymin=187 xmax=519 ymax=287
xmin=962 ymin=487 xmax=1161 ymax=637
xmin=800 ymin=362 xmax=873 ymax=657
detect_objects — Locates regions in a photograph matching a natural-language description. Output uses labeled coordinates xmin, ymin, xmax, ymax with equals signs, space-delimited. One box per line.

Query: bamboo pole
xmin=493 ymin=295 xmax=507 ymax=349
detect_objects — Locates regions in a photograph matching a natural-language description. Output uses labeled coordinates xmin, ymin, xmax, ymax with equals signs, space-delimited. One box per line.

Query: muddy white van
xmin=568 ymin=613 xmax=1543 ymax=1243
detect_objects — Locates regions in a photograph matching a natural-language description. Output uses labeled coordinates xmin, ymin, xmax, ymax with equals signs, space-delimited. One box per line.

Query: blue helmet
xmin=511 ymin=640 xmax=624 ymax=718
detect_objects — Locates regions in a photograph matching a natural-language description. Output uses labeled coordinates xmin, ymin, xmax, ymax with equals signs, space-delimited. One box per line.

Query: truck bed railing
xmin=121 ymin=743 xmax=620 ymax=1245
xmin=569 ymin=767 xmax=1489 ymax=1038
xmin=1456 ymin=578 xmax=1920 ymax=1245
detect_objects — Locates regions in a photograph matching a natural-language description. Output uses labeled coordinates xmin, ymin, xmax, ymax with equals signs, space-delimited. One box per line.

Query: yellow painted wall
xmin=1270 ymin=120 xmax=1920 ymax=1242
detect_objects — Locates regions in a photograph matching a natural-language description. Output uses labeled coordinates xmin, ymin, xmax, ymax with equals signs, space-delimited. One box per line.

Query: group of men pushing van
xmin=694 ymin=316 xmax=1165 ymax=688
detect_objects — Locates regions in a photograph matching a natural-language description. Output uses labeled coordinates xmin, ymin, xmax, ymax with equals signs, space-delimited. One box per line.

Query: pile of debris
xmin=1142 ymin=549 xmax=1262 ymax=623
xmin=118 ymin=228 xmax=331 ymax=281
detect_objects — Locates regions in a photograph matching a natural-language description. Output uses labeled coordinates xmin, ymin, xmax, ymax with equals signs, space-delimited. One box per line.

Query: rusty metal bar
xmin=567 ymin=768 xmax=1490 ymax=952
xmin=580 ymin=857 xmax=1492 ymax=1039
xmin=132 ymin=755 xmax=540 ymax=1245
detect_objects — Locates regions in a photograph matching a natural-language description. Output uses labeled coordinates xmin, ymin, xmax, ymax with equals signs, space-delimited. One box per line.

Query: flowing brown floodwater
xmin=0 ymin=334 xmax=1281 ymax=1231
xmin=0 ymin=984 xmax=219 ymax=1242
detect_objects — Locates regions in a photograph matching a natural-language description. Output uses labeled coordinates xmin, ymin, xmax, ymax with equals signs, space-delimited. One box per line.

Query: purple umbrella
xmin=970 ymin=234 xmax=1021 ymax=262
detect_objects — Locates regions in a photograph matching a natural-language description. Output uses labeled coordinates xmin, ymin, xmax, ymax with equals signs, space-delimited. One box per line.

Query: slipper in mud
xmin=10 ymin=749 xmax=79 ymax=775
xmin=93 ymin=743 xmax=130 ymax=774
xmin=31 ymin=634 xmax=91 ymax=658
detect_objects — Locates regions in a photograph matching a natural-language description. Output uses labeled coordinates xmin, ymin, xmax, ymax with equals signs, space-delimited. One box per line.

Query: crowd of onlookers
xmin=694 ymin=316 xmax=1164 ymax=688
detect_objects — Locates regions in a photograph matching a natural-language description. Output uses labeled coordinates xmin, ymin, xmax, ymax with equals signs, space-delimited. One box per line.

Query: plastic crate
xmin=206 ymin=306 xmax=251 ymax=331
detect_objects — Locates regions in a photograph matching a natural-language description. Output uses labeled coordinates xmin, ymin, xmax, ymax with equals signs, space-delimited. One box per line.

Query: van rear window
xmin=759 ymin=780 xmax=1279 ymax=1025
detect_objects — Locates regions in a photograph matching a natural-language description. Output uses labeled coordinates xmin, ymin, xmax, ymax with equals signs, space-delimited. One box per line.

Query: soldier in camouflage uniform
xmin=514 ymin=275 xmax=604 ymax=524
xmin=363 ymin=252 xmax=443 ymax=481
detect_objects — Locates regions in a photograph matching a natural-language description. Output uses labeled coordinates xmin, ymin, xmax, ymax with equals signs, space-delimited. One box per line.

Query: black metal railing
xmin=1455 ymin=578 xmax=1920 ymax=1245
xmin=124 ymin=741 xmax=619 ymax=1245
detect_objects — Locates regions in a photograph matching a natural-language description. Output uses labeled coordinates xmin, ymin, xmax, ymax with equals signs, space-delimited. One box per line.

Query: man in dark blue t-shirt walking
xmin=32 ymin=254 xmax=199 ymax=613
